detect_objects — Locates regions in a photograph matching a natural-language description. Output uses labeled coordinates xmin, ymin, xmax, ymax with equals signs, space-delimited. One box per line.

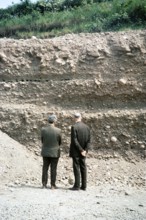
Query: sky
xmin=0 ymin=0 xmax=37 ymax=9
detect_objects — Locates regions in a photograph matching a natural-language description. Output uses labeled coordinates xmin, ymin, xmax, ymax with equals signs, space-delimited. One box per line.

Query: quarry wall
xmin=0 ymin=30 xmax=146 ymax=159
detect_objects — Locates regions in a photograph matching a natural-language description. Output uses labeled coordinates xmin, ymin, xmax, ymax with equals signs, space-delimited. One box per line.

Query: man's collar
xmin=49 ymin=124 xmax=55 ymax=127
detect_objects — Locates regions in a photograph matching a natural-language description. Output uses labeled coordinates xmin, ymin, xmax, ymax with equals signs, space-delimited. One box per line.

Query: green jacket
xmin=41 ymin=124 xmax=61 ymax=158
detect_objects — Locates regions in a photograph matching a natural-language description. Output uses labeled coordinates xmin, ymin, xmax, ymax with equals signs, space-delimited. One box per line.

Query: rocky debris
xmin=0 ymin=130 xmax=40 ymax=187
xmin=0 ymin=129 xmax=145 ymax=220
xmin=0 ymin=30 xmax=146 ymax=161
xmin=0 ymin=104 xmax=145 ymax=161
xmin=0 ymin=130 xmax=145 ymax=190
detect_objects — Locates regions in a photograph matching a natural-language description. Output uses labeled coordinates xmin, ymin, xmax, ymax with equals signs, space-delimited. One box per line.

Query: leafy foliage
xmin=0 ymin=0 xmax=146 ymax=38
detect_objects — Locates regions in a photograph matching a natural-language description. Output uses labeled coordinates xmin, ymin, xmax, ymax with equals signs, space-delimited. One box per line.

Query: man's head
xmin=74 ymin=112 xmax=82 ymax=122
xmin=48 ymin=114 xmax=57 ymax=124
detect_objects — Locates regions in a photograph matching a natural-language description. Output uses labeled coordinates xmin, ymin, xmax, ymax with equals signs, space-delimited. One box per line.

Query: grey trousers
xmin=42 ymin=157 xmax=59 ymax=187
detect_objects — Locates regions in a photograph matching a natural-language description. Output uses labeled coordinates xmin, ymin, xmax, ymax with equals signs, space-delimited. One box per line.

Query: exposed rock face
xmin=0 ymin=30 xmax=146 ymax=160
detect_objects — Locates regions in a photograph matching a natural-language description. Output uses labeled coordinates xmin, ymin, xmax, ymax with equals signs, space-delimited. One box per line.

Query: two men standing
xmin=41 ymin=113 xmax=90 ymax=190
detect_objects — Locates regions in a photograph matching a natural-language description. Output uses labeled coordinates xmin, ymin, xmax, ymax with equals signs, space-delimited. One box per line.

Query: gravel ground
xmin=0 ymin=184 xmax=146 ymax=220
xmin=0 ymin=130 xmax=146 ymax=220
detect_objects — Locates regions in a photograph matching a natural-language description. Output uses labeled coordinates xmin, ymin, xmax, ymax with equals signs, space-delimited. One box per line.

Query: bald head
xmin=74 ymin=113 xmax=82 ymax=122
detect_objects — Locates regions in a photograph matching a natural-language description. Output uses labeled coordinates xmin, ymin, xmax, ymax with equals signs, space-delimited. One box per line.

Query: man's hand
xmin=81 ymin=150 xmax=86 ymax=157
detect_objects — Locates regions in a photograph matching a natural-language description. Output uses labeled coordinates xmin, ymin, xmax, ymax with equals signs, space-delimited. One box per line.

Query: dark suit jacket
xmin=41 ymin=124 xmax=61 ymax=158
xmin=69 ymin=121 xmax=91 ymax=157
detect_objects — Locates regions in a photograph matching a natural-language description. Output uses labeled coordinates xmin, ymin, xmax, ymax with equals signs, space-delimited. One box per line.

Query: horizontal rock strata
xmin=0 ymin=30 xmax=146 ymax=160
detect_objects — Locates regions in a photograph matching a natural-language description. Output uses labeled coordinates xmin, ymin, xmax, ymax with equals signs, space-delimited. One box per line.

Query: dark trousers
xmin=72 ymin=156 xmax=87 ymax=189
xmin=42 ymin=157 xmax=59 ymax=187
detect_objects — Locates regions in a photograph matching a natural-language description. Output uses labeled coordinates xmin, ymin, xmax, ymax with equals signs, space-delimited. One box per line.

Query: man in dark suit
xmin=69 ymin=113 xmax=91 ymax=191
xmin=41 ymin=114 xmax=61 ymax=189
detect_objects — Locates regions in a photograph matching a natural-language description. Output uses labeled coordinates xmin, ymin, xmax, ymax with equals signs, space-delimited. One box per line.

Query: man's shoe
xmin=69 ymin=187 xmax=80 ymax=191
xmin=51 ymin=185 xmax=58 ymax=190
xmin=80 ymin=187 xmax=86 ymax=191
xmin=42 ymin=185 xmax=47 ymax=189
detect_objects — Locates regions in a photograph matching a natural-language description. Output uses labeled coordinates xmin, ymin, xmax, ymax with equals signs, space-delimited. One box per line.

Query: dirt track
xmin=0 ymin=184 xmax=146 ymax=220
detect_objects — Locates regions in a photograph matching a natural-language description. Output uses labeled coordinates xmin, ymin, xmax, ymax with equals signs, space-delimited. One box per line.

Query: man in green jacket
xmin=41 ymin=114 xmax=61 ymax=189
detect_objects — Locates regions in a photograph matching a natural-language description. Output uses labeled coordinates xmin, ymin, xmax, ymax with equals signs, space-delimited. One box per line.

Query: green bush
xmin=0 ymin=0 xmax=146 ymax=38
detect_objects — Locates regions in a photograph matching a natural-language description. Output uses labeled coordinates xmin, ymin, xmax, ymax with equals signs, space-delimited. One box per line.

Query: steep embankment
xmin=0 ymin=30 xmax=146 ymax=160
xmin=0 ymin=130 xmax=40 ymax=187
